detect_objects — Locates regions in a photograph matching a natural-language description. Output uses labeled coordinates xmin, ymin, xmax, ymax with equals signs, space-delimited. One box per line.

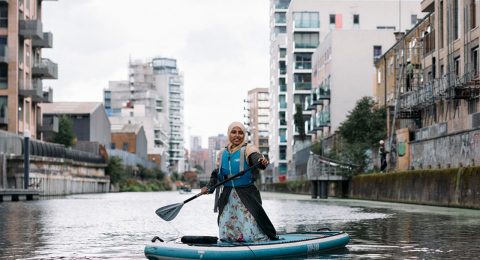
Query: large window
xmin=353 ymin=14 xmax=360 ymax=25
xmin=0 ymin=63 xmax=7 ymax=89
xmin=0 ymin=5 xmax=7 ymax=28
xmin=294 ymin=32 xmax=319 ymax=48
xmin=472 ymin=47 xmax=479 ymax=77
xmin=294 ymin=73 xmax=312 ymax=90
xmin=294 ymin=53 xmax=312 ymax=69
xmin=293 ymin=12 xmax=319 ymax=28
xmin=454 ymin=0 xmax=460 ymax=40
xmin=0 ymin=96 xmax=7 ymax=120
xmin=373 ymin=45 xmax=382 ymax=62
xmin=275 ymin=12 xmax=286 ymax=24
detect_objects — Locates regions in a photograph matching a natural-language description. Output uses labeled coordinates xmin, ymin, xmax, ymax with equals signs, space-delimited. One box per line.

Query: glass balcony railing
xmin=295 ymin=61 xmax=312 ymax=70
xmin=279 ymin=135 xmax=287 ymax=143
xmin=275 ymin=16 xmax=287 ymax=24
xmin=294 ymin=20 xmax=320 ymax=28
xmin=294 ymin=42 xmax=319 ymax=49
xmin=279 ymin=68 xmax=286 ymax=75
xmin=279 ymin=102 xmax=287 ymax=109
xmin=279 ymin=119 xmax=287 ymax=126
xmin=318 ymin=86 xmax=331 ymax=99
xmin=279 ymin=84 xmax=287 ymax=92
xmin=294 ymin=82 xmax=311 ymax=90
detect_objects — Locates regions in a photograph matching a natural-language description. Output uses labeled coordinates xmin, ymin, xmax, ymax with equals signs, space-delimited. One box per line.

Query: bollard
xmin=311 ymin=180 xmax=318 ymax=199
xmin=24 ymin=130 xmax=30 ymax=190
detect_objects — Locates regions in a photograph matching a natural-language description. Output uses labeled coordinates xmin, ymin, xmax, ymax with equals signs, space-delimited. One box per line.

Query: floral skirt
xmin=218 ymin=189 xmax=268 ymax=242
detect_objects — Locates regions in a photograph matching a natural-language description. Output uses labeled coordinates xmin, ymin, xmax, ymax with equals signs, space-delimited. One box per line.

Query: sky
xmin=42 ymin=0 xmax=270 ymax=149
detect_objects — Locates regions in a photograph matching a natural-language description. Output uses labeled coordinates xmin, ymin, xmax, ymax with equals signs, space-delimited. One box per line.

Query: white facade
xmin=269 ymin=0 xmax=424 ymax=182
xmin=104 ymin=58 xmax=185 ymax=173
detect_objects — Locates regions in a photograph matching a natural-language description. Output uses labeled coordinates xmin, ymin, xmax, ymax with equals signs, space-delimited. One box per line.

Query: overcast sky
xmin=42 ymin=0 xmax=270 ymax=149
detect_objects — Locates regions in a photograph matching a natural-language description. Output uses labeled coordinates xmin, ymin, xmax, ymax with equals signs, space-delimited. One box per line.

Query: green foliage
xmin=53 ymin=115 xmax=76 ymax=147
xmin=336 ymin=97 xmax=386 ymax=173
xmin=311 ymin=140 xmax=323 ymax=155
xmin=170 ymin=172 xmax=180 ymax=181
xmin=294 ymin=103 xmax=306 ymax=140
xmin=193 ymin=164 xmax=204 ymax=174
xmin=106 ymin=156 xmax=126 ymax=184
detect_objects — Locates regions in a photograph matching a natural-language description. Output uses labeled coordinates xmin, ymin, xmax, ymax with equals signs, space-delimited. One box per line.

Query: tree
xmin=54 ymin=115 xmax=75 ymax=147
xmin=294 ymin=103 xmax=306 ymax=140
xmin=106 ymin=156 xmax=126 ymax=184
xmin=337 ymin=97 xmax=386 ymax=172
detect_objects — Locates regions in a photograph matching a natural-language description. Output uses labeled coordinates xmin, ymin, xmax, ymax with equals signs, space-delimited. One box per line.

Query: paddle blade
xmin=156 ymin=202 xmax=184 ymax=221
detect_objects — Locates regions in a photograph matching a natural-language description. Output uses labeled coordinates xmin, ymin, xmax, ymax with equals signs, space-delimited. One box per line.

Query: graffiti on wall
xmin=410 ymin=129 xmax=480 ymax=169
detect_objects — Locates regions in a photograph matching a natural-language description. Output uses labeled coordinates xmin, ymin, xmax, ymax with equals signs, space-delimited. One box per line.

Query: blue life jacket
xmin=218 ymin=146 xmax=253 ymax=187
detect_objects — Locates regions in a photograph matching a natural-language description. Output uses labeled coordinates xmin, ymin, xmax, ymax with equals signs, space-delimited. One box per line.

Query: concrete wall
xmin=5 ymin=155 xmax=109 ymax=196
xmin=349 ymin=167 xmax=480 ymax=209
xmin=410 ymin=128 xmax=480 ymax=169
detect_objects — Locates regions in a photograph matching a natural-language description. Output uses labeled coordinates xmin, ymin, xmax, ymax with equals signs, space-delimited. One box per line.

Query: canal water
xmin=1 ymin=191 xmax=480 ymax=259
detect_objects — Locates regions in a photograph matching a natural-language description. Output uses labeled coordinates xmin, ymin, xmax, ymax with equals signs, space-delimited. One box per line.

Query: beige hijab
xmin=216 ymin=121 xmax=260 ymax=167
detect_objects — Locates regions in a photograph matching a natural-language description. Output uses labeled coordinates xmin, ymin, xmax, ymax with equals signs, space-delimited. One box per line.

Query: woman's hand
xmin=258 ymin=157 xmax=269 ymax=167
xmin=200 ymin=186 xmax=210 ymax=194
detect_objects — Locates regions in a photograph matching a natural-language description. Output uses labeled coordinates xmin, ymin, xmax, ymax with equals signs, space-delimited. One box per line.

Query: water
xmin=1 ymin=191 xmax=480 ymax=259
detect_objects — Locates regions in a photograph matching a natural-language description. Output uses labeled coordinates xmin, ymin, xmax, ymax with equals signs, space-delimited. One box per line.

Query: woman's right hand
xmin=201 ymin=186 xmax=209 ymax=194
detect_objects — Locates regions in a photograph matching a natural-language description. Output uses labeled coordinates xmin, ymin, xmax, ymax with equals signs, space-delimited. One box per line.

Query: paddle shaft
xmin=182 ymin=162 xmax=261 ymax=204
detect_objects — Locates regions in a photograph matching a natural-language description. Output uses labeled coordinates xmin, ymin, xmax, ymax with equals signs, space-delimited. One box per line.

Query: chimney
xmin=394 ymin=32 xmax=405 ymax=42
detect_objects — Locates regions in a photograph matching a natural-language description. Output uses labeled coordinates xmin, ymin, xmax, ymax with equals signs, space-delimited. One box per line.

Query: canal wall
xmin=349 ymin=167 xmax=480 ymax=209
xmin=4 ymin=155 xmax=109 ymax=196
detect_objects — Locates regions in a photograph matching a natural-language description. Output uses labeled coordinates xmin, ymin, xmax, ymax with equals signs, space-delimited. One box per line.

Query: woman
xmin=201 ymin=122 xmax=277 ymax=242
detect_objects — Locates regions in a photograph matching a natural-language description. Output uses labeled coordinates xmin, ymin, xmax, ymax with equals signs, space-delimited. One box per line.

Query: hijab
xmin=227 ymin=121 xmax=247 ymax=153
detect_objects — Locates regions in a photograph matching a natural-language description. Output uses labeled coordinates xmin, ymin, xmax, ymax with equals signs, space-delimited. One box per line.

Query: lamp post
xmin=24 ymin=129 xmax=31 ymax=189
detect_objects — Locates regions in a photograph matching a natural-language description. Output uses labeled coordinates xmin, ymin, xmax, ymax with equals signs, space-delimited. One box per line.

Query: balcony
xmin=421 ymin=0 xmax=434 ymax=13
xmin=0 ymin=45 xmax=7 ymax=63
xmin=32 ymin=32 xmax=53 ymax=48
xmin=32 ymin=58 xmax=58 ymax=79
xmin=43 ymin=87 xmax=53 ymax=103
xmin=318 ymin=86 xmax=331 ymax=99
xmin=294 ymin=61 xmax=312 ymax=70
xmin=294 ymin=82 xmax=311 ymax=91
xmin=279 ymin=84 xmax=287 ymax=92
xmin=19 ymin=19 xmax=43 ymax=40
xmin=19 ymin=79 xmax=44 ymax=101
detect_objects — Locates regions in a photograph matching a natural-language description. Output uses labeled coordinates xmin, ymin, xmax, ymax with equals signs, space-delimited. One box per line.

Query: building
xmin=190 ymin=135 xmax=202 ymax=152
xmin=40 ymin=102 xmax=111 ymax=147
xmin=0 ymin=0 xmax=57 ymax=138
xmin=309 ymin=30 xmax=398 ymax=141
xmin=104 ymin=57 xmax=185 ymax=173
xmin=111 ymin=123 xmax=147 ymax=160
xmin=374 ymin=0 xmax=480 ymax=170
xmin=206 ymin=134 xmax=228 ymax=175
xmin=245 ymin=88 xmax=270 ymax=155
xmin=269 ymin=0 xmax=424 ymax=182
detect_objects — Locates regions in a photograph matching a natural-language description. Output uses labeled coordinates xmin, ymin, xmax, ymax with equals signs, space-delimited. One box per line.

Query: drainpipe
xmin=24 ymin=130 xmax=30 ymax=190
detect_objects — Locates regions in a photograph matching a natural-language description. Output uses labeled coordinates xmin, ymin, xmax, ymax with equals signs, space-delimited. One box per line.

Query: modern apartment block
xmin=104 ymin=57 xmax=184 ymax=173
xmin=269 ymin=0 xmax=423 ymax=182
xmin=245 ymin=88 xmax=269 ymax=156
xmin=374 ymin=0 xmax=480 ymax=170
xmin=205 ymin=134 xmax=227 ymax=175
xmin=0 ymin=0 xmax=57 ymax=138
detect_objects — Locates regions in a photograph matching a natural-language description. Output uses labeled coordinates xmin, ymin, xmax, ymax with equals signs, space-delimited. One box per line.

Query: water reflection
xmin=0 ymin=191 xmax=479 ymax=259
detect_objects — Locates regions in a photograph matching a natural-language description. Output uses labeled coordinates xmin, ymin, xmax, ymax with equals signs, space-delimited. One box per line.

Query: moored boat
xmin=144 ymin=230 xmax=349 ymax=259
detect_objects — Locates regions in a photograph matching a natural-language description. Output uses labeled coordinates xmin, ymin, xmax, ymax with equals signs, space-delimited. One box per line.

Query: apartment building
xmin=374 ymin=0 xmax=480 ymax=170
xmin=205 ymin=134 xmax=227 ymax=175
xmin=104 ymin=57 xmax=184 ymax=173
xmin=0 ymin=0 xmax=57 ymax=138
xmin=111 ymin=123 xmax=147 ymax=160
xmin=245 ymin=88 xmax=269 ymax=155
xmin=269 ymin=0 xmax=423 ymax=182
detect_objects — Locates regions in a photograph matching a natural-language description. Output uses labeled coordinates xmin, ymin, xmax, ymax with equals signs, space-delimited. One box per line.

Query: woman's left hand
xmin=258 ymin=157 xmax=269 ymax=167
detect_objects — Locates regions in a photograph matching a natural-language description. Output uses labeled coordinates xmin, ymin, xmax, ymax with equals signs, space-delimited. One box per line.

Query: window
xmin=353 ymin=14 xmax=360 ymax=25
xmin=0 ymin=5 xmax=7 ymax=28
xmin=471 ymin=0 xmax=477 ymax=29
xmin=293 ymin=32 xmax=319 ymax=48
xmin=110 ymin=143 xmax=116 ymax=149
xmin=279 ymin=145 xmax=287 ymax=160
xmin=294 ymin=73 xmax=312 ymax=90
xmin=274 ymin=26 xmax=286 ymax=35
xmin=293 ymin=12 xmax=319 ymax=28
xmin=0 ymin=63 xmax=7 ymax=89
xmin=468 ymin=98 xmax=479 ymax=114
xmin=274 ymin=12 xmax=286 ymax=24
xmin=454 ymin=0 xmax=460 ymax=40
xmin=472 ymin=47 xmax=479 ymax=77
xmin=279 ymin=48 xmax=286 ymax=58
xmin=411 ymin=14 xmax=418 ymax=26
xmin=0 ymin=96 xmax=7 ymax=120
xmin=373 ymin=45 xmax=382 ymax=62
xmin=122 ymin=142 xmax=129 ymax=151
xmin=454 ymin=56 xmax=461 ymax=76
xmin=294 ymin=53 xmax=312 ymax=69
xmin=439 ymin=0 xmax=444 ymax=48
xmin=329 ymin=14 xmax=335 ymax=25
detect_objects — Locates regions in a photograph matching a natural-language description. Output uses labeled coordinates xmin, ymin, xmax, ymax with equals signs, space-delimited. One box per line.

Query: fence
xmin=0 ymin=130 xmax=105 ymax=164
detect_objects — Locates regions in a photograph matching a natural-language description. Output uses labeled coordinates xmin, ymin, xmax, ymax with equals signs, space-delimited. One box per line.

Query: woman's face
xmin=229 ymin=126 xmax=245 ymax=147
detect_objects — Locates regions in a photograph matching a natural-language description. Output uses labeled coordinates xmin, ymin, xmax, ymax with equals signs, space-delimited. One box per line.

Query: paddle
xmin=156 ymin=162 xmax=261 ymax=221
